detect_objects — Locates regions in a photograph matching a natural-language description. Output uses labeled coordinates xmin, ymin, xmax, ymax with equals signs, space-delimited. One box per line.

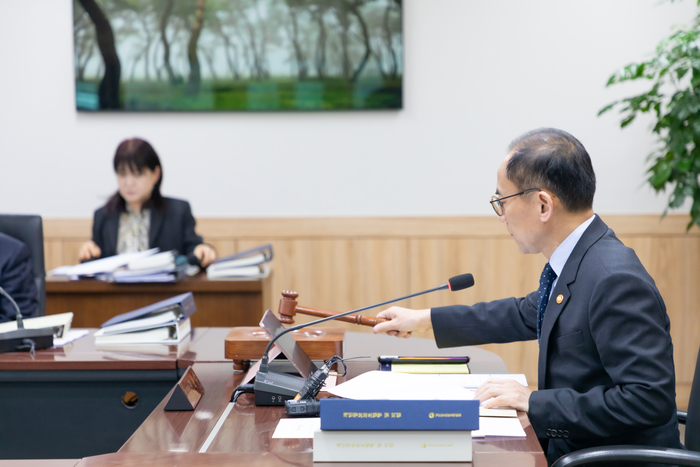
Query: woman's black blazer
xmin=92 ymin=197 xmax=203 ymax=258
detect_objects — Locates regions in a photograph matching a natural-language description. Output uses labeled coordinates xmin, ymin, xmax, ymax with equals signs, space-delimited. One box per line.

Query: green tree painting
xmin=73 ymin=0 xmax=403 ymax=111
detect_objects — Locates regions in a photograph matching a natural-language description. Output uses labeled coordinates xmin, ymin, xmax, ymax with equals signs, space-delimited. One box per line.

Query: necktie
xmin=537 ymin=263 xmax=557 ymax=344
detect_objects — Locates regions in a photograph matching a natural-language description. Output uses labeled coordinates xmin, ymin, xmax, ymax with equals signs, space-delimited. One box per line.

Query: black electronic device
xmin=0 ymin=286 xmax=54 ymax=354
xmin=250 ymin=273 xmax=475 ymax=406
xmin=285 ymin=398 xmax=322 ymax=417
xmin=251 ymin=311 xmax=320 ymax=406
xmin=378 ymin=356 xmax=470 ymax=365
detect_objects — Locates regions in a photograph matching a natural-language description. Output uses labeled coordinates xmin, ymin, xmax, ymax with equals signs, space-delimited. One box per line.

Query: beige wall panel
xmin=44 ymin=241 xmax=64 ymax=272
xmin=196 ymin=216 xmax=509 ymax=239
xmin=43 ymin=219 xmax=91 ymax=239
xmin=407 ymin=238 xmax=545 ymax=309
xmin=251 ymin=238 xmax=408 ymax=335
xmin=677 ymin=383 xmax=693 ymax=411
xmin=207 ymin=239 xmax=237 ymax=259
xmin=63 ymin=241 xmax=87 ymax=266
xmin=42 ymin=214 xmax=700 ymax=240
xmin=406 ymin=238 xmax=545 ymax=386
xmin=40 ymin=215 xmax=699 ymax=408
xmin=605 ymin=215 xmax=700 ymax=236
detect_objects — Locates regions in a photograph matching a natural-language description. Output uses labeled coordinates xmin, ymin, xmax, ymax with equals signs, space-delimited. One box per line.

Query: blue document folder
xmin=100 ymin=292 xmax=196 ymax=328
xmin=319 ymin=399 xmax=479 ymax=431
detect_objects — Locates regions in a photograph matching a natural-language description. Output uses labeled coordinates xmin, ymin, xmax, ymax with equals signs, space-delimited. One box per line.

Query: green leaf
xmin=620 ymin=115 xmax=636 ymax=128
xmin=598 ymin=103 xmax=616 ymax=116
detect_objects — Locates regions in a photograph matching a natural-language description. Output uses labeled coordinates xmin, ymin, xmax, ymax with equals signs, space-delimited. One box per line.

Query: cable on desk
xmin=230 ymin=383 xmax=254 ymax=403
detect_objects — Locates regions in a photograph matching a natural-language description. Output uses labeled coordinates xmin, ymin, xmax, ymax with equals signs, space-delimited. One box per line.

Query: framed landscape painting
xmin=74 ymin=0 xmax=403 ymax=111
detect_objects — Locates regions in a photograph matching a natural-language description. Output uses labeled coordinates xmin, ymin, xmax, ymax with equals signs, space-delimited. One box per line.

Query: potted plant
xmin=600 ymin=0 xmax=700 ymax=229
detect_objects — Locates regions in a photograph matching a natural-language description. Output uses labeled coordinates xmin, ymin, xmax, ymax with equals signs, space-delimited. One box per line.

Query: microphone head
xmin=448 ymin=273 xmax=474 ymax=291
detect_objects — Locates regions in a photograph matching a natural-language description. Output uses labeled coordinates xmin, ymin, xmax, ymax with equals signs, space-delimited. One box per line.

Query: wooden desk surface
xmin=46 ymin=274 xmax=265 ymax=293
xmin=79 ymin=451 xmax=547 ymax=466
xmin=0 ymin=462 xmax=79 ymax=467
xmin=0 ymin=328 xmax=227 ymax=371
xmin=117 ymin=332 xmax=544 ymax=466
xmin=119 ymin=362 xmax=546 ymax=466
xmin=46 ymin=274 xmax=270 ymax=328
xmin=3 ymin=329 xmax=545 ymax=465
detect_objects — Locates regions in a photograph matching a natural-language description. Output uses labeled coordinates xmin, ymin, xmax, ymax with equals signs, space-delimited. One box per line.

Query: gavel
xmin=277 ymin=290 xmax=389 ymax=327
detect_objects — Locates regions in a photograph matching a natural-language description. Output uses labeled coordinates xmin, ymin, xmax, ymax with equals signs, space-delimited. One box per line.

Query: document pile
xmin=206 ymin=244 xmax=272 ymax=280
xmin=49 ymin=249 xmax=191 ymax=283
xmin=94 ymin=292 xmax=195 ymax=345
xmin=0 ymin=312 xmax=74 ymax=339
xmin=313 ymin=398 xmax=479 ymax=462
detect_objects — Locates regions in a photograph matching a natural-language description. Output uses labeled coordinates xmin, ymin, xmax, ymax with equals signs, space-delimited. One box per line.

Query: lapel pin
xmin=556 ymin=294 xmax=564 ymax=304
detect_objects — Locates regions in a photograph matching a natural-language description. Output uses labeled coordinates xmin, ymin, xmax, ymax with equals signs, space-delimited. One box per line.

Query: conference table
xmin=0 ymin=328 xmax=228 ymax=459
xmin=1 ymin=328 xmax=546 ymax=466
xmin=45 ymin=274 xmax=270 ymax=328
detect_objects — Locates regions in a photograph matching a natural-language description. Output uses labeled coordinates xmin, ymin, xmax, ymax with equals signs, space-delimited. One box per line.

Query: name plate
xmin=164 ymin=366 xmax=204 ymax=411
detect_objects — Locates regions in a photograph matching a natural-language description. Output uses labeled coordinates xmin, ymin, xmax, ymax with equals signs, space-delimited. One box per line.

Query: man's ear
xmin=539 ymin=191 xmax=554 ymax=222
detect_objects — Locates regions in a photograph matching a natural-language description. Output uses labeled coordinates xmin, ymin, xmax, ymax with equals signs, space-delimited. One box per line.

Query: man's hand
xmin=372 ymin=307 xmax=432 ymax=338
xmin=194 ymin=244 xmax=217 ymax=268
xmin=475 ymin=378 xmax=532 ymax=412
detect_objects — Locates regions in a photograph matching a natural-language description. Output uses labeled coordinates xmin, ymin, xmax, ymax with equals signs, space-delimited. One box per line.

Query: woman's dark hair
xmin=506 ymin=128 xmax=596 ymax=213
xmin=106 ymin=138 xmax=165 ymax=212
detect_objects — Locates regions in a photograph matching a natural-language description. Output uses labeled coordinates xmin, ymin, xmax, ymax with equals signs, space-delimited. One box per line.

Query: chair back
xmin=686 ymin=345 xmax=700 ymax=451
xmin=0 ymin=215 xmax=45 ymax=316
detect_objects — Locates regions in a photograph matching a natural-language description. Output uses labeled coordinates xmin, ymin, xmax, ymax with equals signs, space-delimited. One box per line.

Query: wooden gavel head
xmin=277 ymin=290 xmax=389 ymax=327
xmin=278 ymin=290 xmax=299 ymax=324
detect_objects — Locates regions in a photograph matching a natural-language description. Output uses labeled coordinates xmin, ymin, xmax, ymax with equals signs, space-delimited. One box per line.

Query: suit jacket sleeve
xmin=431 ymin=292 xmax=539 ymax=347
xmin=92 ymin=208 xmax=103 ymax=250
xmin=0 ymin=241 xmax=38 ymax=322
xmin=91 ymin=206 xmax=118 ymax=258
xmin=180 ymin=201 xmax=203 ymax=256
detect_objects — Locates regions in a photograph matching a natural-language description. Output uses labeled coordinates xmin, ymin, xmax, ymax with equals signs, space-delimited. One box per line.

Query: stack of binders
xmin=313 ymin=399 xmax=479 ymax=462
xmin=94 ymin=292 xmax=196 ymax=345
xmin=206 ymin=243 xmax=273 ymax=280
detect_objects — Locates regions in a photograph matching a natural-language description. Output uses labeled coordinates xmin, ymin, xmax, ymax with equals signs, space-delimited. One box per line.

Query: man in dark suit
xmin=0 ymin=233 xmax=38 ymax=323
xmin=373 ymin=128 xmax=683 ymax=463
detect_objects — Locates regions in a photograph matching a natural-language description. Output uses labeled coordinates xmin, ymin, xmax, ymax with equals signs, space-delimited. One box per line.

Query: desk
xmin=0 ymin=462 xmax=79 ymax=467
xmin=2 ymin=330 xmax=546 ymax=465
xmin=0 ymin=328 xmax=226 ymax=460
xmin=116 ymin=332 xmax=547 ymax=466
xmin=46 ymin=274 xmax=270 ymax=328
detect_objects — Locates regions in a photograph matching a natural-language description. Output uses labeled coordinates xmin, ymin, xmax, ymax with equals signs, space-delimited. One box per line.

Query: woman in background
xmin=78 ymin=138 xmax=217 ymax=267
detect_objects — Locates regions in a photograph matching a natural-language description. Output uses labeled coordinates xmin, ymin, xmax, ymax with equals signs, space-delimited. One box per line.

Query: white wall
xmin=0 ymin=0 xmax=697 ymax=219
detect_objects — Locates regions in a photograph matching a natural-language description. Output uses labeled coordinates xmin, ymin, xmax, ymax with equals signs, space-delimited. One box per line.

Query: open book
xmin=0 ymin=312 xmax=74 ymax=338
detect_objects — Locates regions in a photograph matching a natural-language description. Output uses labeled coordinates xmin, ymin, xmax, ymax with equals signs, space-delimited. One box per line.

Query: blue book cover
xmin=100 ymin=292 xmax=196 ymax=327
xmin=320 ymin=399 xmax=479 ymax=431
xmin=211 ymin=243 xmax=273 ymax=264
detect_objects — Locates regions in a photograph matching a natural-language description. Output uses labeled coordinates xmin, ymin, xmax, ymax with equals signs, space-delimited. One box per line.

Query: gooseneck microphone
xmin=0 ymin=286 xmax=54 ymax=355
xmin=253 ymin=273 xmax=474 ymax=405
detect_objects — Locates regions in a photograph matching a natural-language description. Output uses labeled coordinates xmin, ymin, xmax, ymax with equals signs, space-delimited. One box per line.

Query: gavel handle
xmin=294 ymin=305 xmax=389 ymax=327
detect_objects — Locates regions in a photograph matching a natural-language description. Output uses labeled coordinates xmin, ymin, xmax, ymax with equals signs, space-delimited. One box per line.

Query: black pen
xmin=377 ymin=356 xmax=470 ymax=365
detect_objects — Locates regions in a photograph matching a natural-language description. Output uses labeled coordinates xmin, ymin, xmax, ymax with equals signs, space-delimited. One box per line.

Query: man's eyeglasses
xmin=489 ymin=188 xmax=540 ymax=216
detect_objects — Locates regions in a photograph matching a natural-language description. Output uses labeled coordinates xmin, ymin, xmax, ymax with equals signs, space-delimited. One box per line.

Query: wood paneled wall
xmin=43 ymin=215 xmax=700 ymax=409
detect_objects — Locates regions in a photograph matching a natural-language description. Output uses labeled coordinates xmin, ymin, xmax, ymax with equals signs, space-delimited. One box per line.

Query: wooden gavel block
xmin=224 ymin=290 xmax=388 ymax=372
xmin=224 ymin=326 xmax=345 ymax=372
